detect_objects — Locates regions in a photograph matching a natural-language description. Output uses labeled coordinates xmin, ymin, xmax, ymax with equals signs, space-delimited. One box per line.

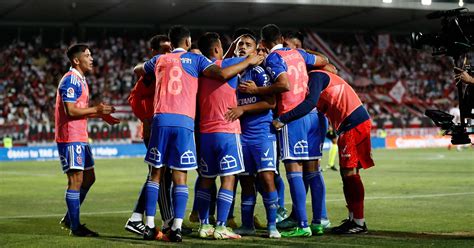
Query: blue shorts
xmin=307 ymin=111 xmax=328 ymax=158
xmin=278 ymin=112 xmax=324 ymax=161
xmin=241 ymin=140 xmax=277 ymax=176
xmin=199 ymin=133 xmax=245 ymax=178
xmin=57 ymin=142 xmax=94 ymax=173
xmin=145 ymin=126 xmax=197 ymax=171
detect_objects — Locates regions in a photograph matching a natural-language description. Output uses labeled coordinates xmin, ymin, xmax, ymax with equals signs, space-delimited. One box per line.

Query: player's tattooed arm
xmin=225 ymin=92 xmax=276 ymax=122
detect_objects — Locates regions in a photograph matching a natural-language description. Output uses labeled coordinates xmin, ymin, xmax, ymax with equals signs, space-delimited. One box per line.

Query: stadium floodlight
xmin=382 ymin=0 xmax=392 ymax=3
xmin=459 ymin=0 xmax=464 ymax=7
xmin=421 ymin=0 xmax=432 ymax=6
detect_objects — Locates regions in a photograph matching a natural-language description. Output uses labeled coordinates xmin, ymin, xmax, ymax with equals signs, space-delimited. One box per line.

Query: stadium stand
xmin=0 ymin=32 xmax=459 ymax=129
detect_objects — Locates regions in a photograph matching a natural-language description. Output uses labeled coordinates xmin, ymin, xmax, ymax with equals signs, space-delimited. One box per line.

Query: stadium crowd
xmin=0 ymin=33 xmax=456 ymax=127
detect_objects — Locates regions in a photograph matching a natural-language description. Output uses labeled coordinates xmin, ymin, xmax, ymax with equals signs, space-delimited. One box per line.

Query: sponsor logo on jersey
xmin=238 ymin=96 xmax=257 ymax=105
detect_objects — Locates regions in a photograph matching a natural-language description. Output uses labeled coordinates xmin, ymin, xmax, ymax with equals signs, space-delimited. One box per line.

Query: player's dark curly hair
xmin=198 ymin=32 xmax=220 ymax=58
xmin=168 ymin=25 xmax=191 ymax=48
xmin=283 ymin=30 xmax=304 ymax=44
xmin=261 ymin=24 xmax=281 ymax=43
xmin=149 ymin=35 xmax=169 ymax=51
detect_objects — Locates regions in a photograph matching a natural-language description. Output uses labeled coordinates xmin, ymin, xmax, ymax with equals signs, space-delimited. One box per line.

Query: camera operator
xmin=455 ymin=67 xmax=474 ymax=84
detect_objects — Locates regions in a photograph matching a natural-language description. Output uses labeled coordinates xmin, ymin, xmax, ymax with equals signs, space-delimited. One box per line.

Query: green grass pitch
xmin=1 ymin=148 xmax=473 ymax=247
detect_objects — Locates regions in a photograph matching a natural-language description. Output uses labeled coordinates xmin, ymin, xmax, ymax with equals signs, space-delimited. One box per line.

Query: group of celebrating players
xmin=54 ymin=23 xmax=375 ymax=242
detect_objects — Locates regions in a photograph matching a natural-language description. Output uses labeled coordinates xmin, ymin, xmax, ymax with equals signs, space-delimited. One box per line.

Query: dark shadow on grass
xmin=359 ymin=230 xmax=474 ymax=241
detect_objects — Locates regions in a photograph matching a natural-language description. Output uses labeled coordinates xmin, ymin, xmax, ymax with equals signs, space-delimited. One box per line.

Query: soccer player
xmin=324 ymin=125 xmax=339 ymax=171
xmin=56 ymin=44 xmax=120 ymax=237
xmin=239 ymin=24 xmax=329 ymax=237
xmin=277 ymin=30 xmax=331 ymax=232
xmin=225 ymin=33 xmax=281 ymax=238
xmin=273 ymin=64 xmax=374 ymax=234
xmin=134 ymin=25 xmax=263 ymax=242
xmin=195 ymin=32 xmax=258 ymax=240
xmin=125 ymin=35 xmax=175 ymax=238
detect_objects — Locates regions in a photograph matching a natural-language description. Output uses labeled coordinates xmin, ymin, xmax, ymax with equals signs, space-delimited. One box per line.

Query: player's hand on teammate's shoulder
xmin=320 ymin=63 xmax=338 ymax=74
xmin=238 ymin=80 xmax=258 ymax=94
xmin=245 ymin=53 xmax=265 ymax=66
xmin=95 ymin=102 xmax=116 ymax=115
xmin=102 ymin=114 xmax=121 ymax=125
xmin=225 ymin=106 xmax=244 ymax=122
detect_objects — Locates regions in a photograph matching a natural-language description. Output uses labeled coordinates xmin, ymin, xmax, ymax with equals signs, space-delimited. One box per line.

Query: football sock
xmin=196 ymin=188 xmax=211 ymax=225
xmin=274 ymin=174 xmax=285 ymax=207
xmin=328 ymin=144 xmax=338 ymax=167
xmin=263 ymin=190 xmax=279 ymax=227
xmin=216 ymin=188 xmax=234 ymax=226
xmin=286 ymin=172 xmax=308 ymax=228
xmin=192 ymin=177 xmax=202 ymax=212
xmin=304 ymin=171 xmax=326 ymax=224
xmin=65 ymin=187 xmax=90 ymax=223
xmin=241 ymin=194 xmax=256 ymax=228
xmin=132 ymin=182 xmax=146 ymax=219
xmin=227 ymin=181 xmax=238 ymax=219
xmin=130 ymin=212 xmax=143 ymax=222
xmin=209 ymin=182 xmax=217 ymax=217
xmin=65 ymin=189 xmax=80 ymax=230
xmin=145 ymin=180 xmax=160 ymax=228
xmin=343 ymin=174 xmax=365 ymax=220
xmin=354 ymin=218 xmax=365 ymax=226
xmin=172 ymin=184 xmax=188 ymax=230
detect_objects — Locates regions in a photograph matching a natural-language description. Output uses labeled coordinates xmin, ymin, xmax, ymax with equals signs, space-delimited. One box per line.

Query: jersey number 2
xmin=288 ymin=62 xmax=306 ymax=94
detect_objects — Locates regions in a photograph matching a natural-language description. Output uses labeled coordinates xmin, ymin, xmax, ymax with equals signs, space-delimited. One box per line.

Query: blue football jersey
xmin=237 ymin=65 xmax=276 ymax=145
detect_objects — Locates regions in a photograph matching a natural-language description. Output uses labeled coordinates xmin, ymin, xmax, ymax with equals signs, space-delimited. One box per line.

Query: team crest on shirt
xmin=67 ymin=87 xmax=75 ymax=98
xmin=75 ymin=145 xmax=82 ymax=154
xmin=181 ymin=150 xmax=196 ymax=165
xmin=220 ymin=155 xmax=237 ymax=170
xmin=294 ymin=140 xmax=309 ymax=155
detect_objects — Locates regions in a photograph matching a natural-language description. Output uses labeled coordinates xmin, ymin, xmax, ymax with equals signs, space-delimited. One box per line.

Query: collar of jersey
xmin=270 ymin=44 xmax=284 ymax=53
xmin=172 ymin=48 xmax=186 ymax=53
xmin=69 ymin=67 xmax=86 ymax=81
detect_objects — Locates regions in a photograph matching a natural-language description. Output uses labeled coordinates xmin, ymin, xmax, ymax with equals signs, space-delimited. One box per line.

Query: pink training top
xmin=274 ymin=49 xmax=309 ymax=115
xmin=198 ymin=60 xmax=241 ymax=134
xmin=55 ymin=69 xmax=89 ymax=143
xmin=312 ymin=70 xmax=363 ymax=130
xmin=153 ymin=52 xmax=199 ymax=119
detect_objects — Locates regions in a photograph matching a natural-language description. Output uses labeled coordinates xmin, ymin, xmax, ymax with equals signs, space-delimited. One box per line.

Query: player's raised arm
xmin=203 ymin=53 xmax=264 ymax=81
